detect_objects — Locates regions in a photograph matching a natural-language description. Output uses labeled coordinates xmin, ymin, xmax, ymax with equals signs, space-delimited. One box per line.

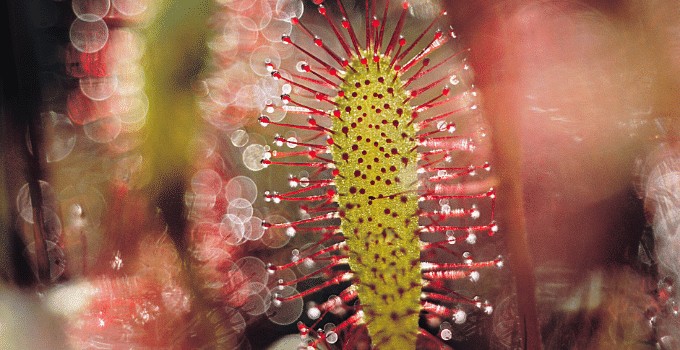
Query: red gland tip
xmin=314 ymin=37 xmax=323 ymax=47
xmin=333 ymin=109 xmax=341 ymax=117
xmin=373 ymin=55 xmax=380 ymax=63
xmin=360 ymin=57 xmax=368 ymax=65
xmin=434 ymin=30 xmax=443 ymax=40
xmin=328 ymin=67 xmax=337 ymax=76
xmin=271 ymin=71 xmax=281 ymax=79
xmin=297 ymin=321 xmax=309 ymax=336
xmin=281 ymin=94 xmax=291 ymax=104
xmin=372 ymin=17 xmax=380 ymax=28
xmin=282 ymin=35 xmax=292 ymax=44
xmin=399 ymin=36 xmax=406 ymax=46
xmin=326 ymin=137 xmax=334 ymax=145
xmin=258 ymin=115 xmax=271 ymax=126
xmin=337 ymin=90 xmax=345 ymax=98
xmin=423 ymin=58 xmax=431 ymax=66
xmin=291 ymin=17 xmax=299 ymax=25
xmin=495 ymin=256 xmax=504 ymax=268
xmin=308 ymin=150 xmax=317 ymax=159
xmin=489 ymin=221 xmax=499 ymax=235
xmin=483 ymin=162 xmax=491 ymax=171
xmin=308 ymin=118 xmax=318 ymax=126
xmin=341 ymin=18 xmax=350 ymax=29
xmin=402 ymin=1 xmax=410 ymax=9
xmin=442 ymin=86 xmax=450 ymax=96
xmin=332 ymin=169 xmax=339 ymax=176
xmin=312 ymin=0 xmax=323 ymax=4
xmin=318 ymin=5 xmax=327 ymax=16
xmin=302 ymin=64 xmax=311 ymax=72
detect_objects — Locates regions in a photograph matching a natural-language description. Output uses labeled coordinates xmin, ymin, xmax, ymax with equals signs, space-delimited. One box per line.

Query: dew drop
xmin=286 ymin=136 xmax=298 ymax=148
xmin=231 ymin=129 xmax=250 ymax=147
xmin=72 ymin=0 xmax=111 ymax=22
xmin=25 ymin=241 xmax=66 ymax=282
xmin=110 ymin=250 xmax=123 ymax=270
xmin=236 ymin=256 xmax=269 ymax=286
xmin=491 ymin=222 xmax=499 ymax=233
xmin=449 ymin=75 xmax=460 ymax=86
xmin=307 ymin=304 xmax=321 ymax=320
xmin=237 ymin=0 xmax=272 ymax=31
xmin=42 ymin=111 xmax=76 ymax=163
xmin=446 ymin=230 xmax=456 ymax=245
xmin=261 ymin=19 xmax=293 ymax=43
xmin=291 ymin=249 xmax=300 ymax=262
xmin=267 ymin=285 xmax=303 ymax=325
xmin=302 ymin=258 xmax=315 ymax=269
xmin=470 ymin=205 xmax=480 ymax=219
xmin=469 ymin=271 xmax=480 ymax=282
xmin=70 ymin=18 xmax=109 ymax=53
xmin=326 ymin=331 xmax=338 ymax=344
xmin=83 ymin=116 xmax=121 ymax=143
xmin=228 ymin=198 xmax=254 ymax=223
xmin=440 ymin=328 xmax=452 ymax=341
xmin=115 ymin=92 xmax=149 ymax=128
xmin=466 ymin=233 xmax=477 ymax=245
xmin=295 ymin=61 xmax=308 ymax=73
xmin=111 ymin=0 xmax=149 ymax=16
xmin=323 ymin=323 xmax=335 ymax=332
xmin=250 ymin=45 xmax=281 ymax=76
xmin=224 ymin=214 xmax=249 ymax=245
xmin=185 ymin=193 xmax=217 ymax=213
xmin=484 ymin=302 xmax=494 ymax=315
xmin=271 ymin=266 xmax=296 ymax=286
xmin=235 ymin=84 xmax=267 ymax=110
xmin=262 ymin=98 xmax=287 ymax=122
xmin=191 ymin=169 xmax=223 ymax=196
xmin=16 ymin=181 xmax=57 ymax=224
xmin=225 ymin=176 xmax=258 ymax=204
xmin=79 ymin=76 xmax=118 ymax=101
xmin=261 ymin=214 xmax=292 ymax=248
xmin=453 ymin=309 xmax=467 ymax=324
xmin=242 ymin=293 xmax=268 ymax=316
xmin=20 ymin=207 xmax=63 ymax=242
xmin=286 ymin=227 xmax=296 ymax=238
xmin=243 ymin=144 xmax=267 ymax=171
xmin=221 ymin=0 xmax=256 ymax=11
xmin=495 ymin=257 xmax=504 ymax=269
xmin=274 ymin=0 xmax=304 ymax=22
xmin=245 ymin=216 xmax=265 ymax=241
xmin=441 ymin=204 xmax=451 ymax=214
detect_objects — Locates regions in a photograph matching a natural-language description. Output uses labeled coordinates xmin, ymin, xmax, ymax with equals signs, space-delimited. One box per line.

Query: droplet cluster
xmin=249 ymin=0 xmax=502 ymax=348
